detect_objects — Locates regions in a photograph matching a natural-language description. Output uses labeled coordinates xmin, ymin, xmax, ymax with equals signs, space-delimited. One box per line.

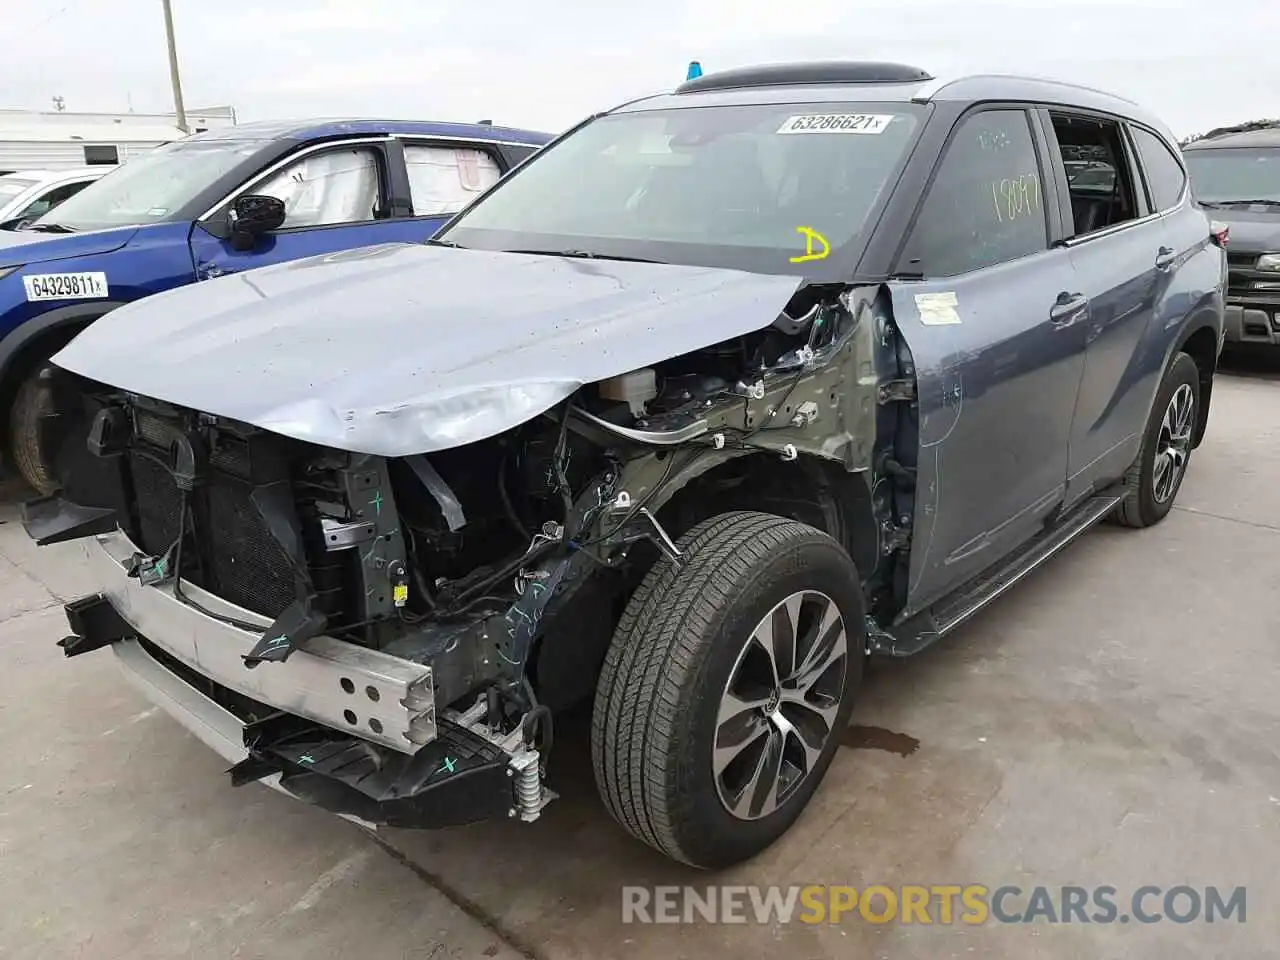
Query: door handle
xmin=1155 ymin=246 xmax=1177 ymax=270
xmin=1050 ymin=292 xmax=1088 ymax=324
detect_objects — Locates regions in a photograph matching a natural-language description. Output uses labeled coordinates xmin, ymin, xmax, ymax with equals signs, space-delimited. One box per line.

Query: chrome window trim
xmin=392 ymin=134 xmax=539 ymax=149
xmin=1061 ymin=208 xmax=1165 ymax=248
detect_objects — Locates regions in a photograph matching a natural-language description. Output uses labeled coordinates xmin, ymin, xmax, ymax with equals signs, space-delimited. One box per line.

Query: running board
xmin=869 ymin=489 xmax=1124 ymax=657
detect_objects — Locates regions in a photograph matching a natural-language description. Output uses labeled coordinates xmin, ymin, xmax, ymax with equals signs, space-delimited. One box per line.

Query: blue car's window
xmin=32 ymin=139 xmax=265 ymax=233
xmin=404 ymin=143 xmax=501 ymax=216
xmin=905 ymin=109 xmax=1048 ymax=278
xmin=252 ymin=146 xmax=382 ymax=229
xmin=440 ymin=102 xmax=923 ymax=274
xmin=1185 ymin=147 xmax=1280 ymax=204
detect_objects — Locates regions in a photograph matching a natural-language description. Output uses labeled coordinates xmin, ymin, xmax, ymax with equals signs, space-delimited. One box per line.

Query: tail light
xmin=1210 ymin=221 xmax=1230 ymax=248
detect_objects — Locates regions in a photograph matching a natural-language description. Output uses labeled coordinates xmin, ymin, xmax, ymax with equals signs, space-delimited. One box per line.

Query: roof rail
xmin=675 ymin=61 xmax=932 ymax=95
xmin=912 ymin=73 xmax=1143 ymax=109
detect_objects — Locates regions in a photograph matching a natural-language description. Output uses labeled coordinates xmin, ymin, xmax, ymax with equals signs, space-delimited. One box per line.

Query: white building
xmin=0 ymin=105 xmax=237 ymax=174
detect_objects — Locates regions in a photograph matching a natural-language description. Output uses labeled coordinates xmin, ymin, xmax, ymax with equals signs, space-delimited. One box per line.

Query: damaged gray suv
xmin=26 ymin=62 xmax=1224 ymax=869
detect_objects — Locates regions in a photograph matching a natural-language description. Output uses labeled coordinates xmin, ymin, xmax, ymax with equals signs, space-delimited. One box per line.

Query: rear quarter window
xmin=1131 ymin=127 xmax=1187 ymax=212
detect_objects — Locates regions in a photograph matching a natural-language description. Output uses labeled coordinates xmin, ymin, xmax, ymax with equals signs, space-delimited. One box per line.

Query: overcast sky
xmin=3 ymin=0 xmax=1276 ymax=139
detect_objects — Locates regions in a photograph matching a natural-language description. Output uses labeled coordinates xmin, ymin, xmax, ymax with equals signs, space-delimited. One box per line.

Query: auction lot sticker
xmin=777 ymin=114 xmax=894 ymax=134
xmin=23 ymin=272 xmax=109 ymax=301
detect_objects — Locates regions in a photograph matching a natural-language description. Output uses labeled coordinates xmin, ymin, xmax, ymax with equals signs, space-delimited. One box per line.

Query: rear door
xmin=1041 ymin=110 xmax=1198 ymax=502
xmin=888 ymin=106 xmax=1088 ymax=611
xmin=188 ymin=137 xmax=428 ymax=280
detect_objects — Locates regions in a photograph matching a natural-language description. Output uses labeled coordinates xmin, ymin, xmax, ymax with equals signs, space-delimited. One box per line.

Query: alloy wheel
xmin=713 ymin=590 xmax=848 ymax=821
xmin=1153 ymin=382 xmax=1195 ymax=504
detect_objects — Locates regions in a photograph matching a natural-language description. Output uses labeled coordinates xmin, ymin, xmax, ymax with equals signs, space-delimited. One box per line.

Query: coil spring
xmin=514 ymin=751 xmax=542 ymax=821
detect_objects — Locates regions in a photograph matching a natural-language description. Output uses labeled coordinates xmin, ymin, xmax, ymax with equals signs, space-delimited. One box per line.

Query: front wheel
xmin=591 ymin=511 xmax=865 ymax=869
xmin=1113 ymin=351 xmax=1200 ymax=528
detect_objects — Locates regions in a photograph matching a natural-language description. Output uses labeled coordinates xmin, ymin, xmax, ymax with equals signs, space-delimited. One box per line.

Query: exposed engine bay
xmin=26 ymin=283 xmax=900 ymax=828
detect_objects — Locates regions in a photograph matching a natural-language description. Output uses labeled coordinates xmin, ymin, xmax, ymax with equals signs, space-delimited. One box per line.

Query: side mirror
xmin=228 ymin=194 xmax=286 ymax=250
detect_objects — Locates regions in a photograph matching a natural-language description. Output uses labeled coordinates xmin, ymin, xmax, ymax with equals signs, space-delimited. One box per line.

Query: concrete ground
xmin=2 ymin=359 xmax=1278 ymax=960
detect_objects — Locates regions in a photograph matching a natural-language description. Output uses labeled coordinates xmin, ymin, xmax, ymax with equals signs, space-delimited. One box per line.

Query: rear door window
xmin=903 ymin=109 xmax=1049 ymax=277
xmin=403 ymin=144 xmax=502 ymax=216
xmin=1046 ymin=113 xmax=1143 ymax=237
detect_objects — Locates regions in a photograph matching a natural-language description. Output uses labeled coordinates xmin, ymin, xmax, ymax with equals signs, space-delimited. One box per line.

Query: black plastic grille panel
xmin=126 ymin=448 xmax=296 ymax=620
xmin=130 ymin=451 xmax=182 ymax=555
xmin=204 ymin=479 xmax=297 ymax=618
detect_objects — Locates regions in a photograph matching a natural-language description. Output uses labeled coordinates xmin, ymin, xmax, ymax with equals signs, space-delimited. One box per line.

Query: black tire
xmin=9 ymin=367 xmax=56 ymax=495
xmin=1113 ymin=351 xmax=1200 ymax=528
xmin=591 ymin=511 xmax=865 ymax=869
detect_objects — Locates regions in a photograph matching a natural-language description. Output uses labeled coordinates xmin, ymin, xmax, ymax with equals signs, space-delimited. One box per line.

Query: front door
xmin=888 ymin=106 xmax=1089 ymax=613
xmin=188 ymin=139 xmax=446 ymax=281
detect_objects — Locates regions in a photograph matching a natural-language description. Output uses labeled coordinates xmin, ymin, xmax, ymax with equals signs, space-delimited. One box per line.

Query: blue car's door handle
xmin=1050 ymin=292 xmax=1088 ymax=324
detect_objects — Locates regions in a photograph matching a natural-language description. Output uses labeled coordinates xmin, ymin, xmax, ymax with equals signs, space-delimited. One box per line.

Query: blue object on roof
xmin=686 ymin=61 xmax=703 ymax=81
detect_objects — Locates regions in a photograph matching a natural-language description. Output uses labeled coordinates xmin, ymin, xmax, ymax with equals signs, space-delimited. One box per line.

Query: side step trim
xmin=932 ymin=490 xmax=1123 ymax=635
xmin=869 ymin=489 xmax=1123 ymax=656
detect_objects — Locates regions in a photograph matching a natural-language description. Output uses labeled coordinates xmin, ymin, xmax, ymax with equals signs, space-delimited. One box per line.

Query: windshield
xmin=0 ymin=177 xmax=36 ymax=206
xmin=1185 ymin=147 xmax=1280 ymax=204
xmin=439 ymin=102 xmax=924 ymax=274
xmin=33 ymin=139 xmax=266 ymax=232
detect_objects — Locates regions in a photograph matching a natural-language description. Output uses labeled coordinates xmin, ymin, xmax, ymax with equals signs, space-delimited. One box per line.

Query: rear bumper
xmin=1224 ymin=301 xmax=1280 ymax=345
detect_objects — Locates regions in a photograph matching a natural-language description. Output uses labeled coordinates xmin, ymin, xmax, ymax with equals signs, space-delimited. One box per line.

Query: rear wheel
xmin=9 ymin=366 xmax=56 ymax=495
xmin=591 ymin=511 xmax=865 ymax=868
xmin=1113 ymin=351 xmax=1200 ymax=528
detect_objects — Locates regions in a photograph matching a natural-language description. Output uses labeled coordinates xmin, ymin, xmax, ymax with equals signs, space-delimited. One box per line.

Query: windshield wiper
xmin=22 ymin=221 xmax=76 ymax=234
xmin=506 ymin=248 xmax=664 ymax=264
xmin=1209 ymin=199 xmax=1280 ymax=208
xmin=425 ymin=238 xmax=465 ymax=248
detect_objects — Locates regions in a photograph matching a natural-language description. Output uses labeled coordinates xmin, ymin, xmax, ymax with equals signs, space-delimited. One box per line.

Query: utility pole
xmin=160 ymin=0 xmax=188 ymax=133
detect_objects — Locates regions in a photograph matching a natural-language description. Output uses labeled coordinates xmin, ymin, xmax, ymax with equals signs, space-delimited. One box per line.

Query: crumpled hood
xmin=0 ymin=225 xmax=138 ymax=268
xmin=53 ymin=243 xmax=803 ymax=456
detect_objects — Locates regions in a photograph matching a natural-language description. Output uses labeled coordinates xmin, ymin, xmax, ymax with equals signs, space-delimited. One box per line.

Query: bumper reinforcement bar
xmin=65 ymin=529 xmax=437 ymax=754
